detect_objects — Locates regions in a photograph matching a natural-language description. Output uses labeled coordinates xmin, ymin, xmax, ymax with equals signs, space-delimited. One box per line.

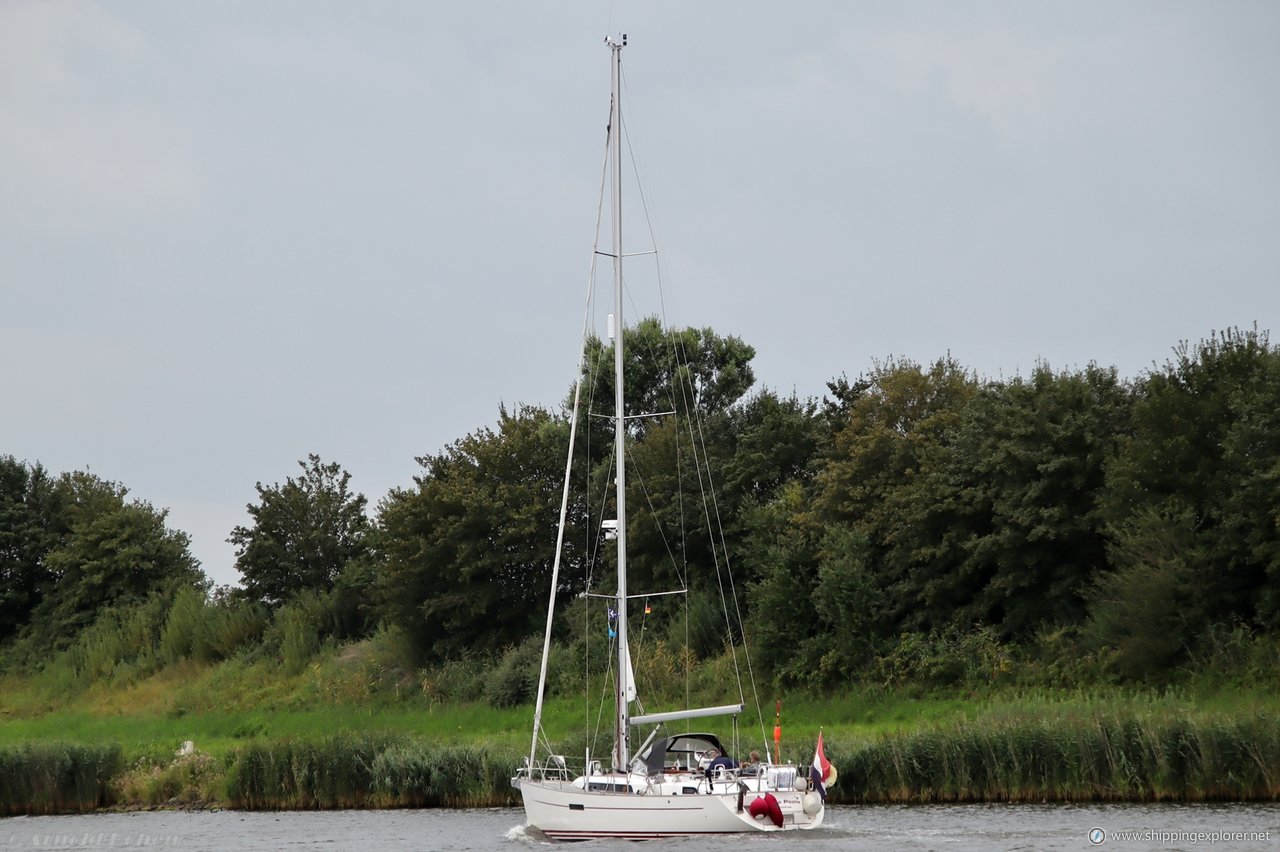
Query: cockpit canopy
xmin=636 ymin=733 xmax=728 ymax=775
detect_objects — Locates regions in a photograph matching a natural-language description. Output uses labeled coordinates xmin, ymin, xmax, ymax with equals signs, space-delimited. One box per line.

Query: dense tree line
xmin=0 ymin=461 xmax=202 ymax=651
xmin=3 ymin=325 xmax=1277 ymax=686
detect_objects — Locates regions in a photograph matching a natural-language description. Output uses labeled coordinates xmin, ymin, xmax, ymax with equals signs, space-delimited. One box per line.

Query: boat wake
xmin=505 ymin=822 xmax=551 ymax=845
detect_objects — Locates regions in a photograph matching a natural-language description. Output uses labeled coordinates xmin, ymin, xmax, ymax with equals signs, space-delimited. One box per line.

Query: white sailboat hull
xmin=516 ymin=775 xmax=825 ymax=839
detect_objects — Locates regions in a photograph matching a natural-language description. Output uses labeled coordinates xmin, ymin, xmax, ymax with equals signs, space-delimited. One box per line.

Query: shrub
xmin=35 ymin=595 xmax=169 ymax=693
xmin=873 ymin=628 xmax=1013 ymax=690
xmin=419 ymin=652 xmax=487 ymax=705
xmin=112 ymin=748 xmax=223 ymax=807
xmin=210 ymin=598 xmax=269 ymax=659
xmin=159 ymin=587 xmax=218 ymax=665
xmin=484 ymin=642 xmax=540 ymax=708
xmin=264 ymin=591 xmax=331 ymax=675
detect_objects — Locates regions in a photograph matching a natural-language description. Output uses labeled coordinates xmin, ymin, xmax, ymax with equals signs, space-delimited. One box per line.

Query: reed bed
xmin=224 ymin=735 xmax=390 ymax=809
xmin=223 ymin=737 xmax=522 ymax=809
xmin=828 ymin=710 xmax=1280 ymax=804
xmin=369 ymin=742 xmax=521 ymax=807
xmin=0 ymin=742 xmax=123 ymax=815
xmin=4 ymin=707 xmax=1277 ymax=813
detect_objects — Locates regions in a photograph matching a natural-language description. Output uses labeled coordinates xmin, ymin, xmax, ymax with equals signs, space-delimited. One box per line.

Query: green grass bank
xmin=4 ymin=630 xmax=1279 ymax=814
xmin=2 ymin=692 xmax=1278 ymax=814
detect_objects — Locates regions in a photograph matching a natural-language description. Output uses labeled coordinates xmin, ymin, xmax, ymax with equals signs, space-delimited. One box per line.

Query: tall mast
xmin=606 ymin=33 xmax=630 ymax=774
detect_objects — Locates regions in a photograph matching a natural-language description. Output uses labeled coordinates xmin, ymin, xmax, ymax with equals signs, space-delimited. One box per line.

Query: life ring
xmin=748 ymin=793 xmax=783 ymax=828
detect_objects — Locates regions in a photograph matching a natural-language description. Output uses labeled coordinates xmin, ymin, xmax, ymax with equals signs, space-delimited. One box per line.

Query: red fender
xmin=748 ymin=793 xmax=784 ymax=828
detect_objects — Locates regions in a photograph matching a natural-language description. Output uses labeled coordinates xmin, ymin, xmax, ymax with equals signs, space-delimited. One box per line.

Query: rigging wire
xmin=620 ymin=62 xmax=698 ymax=712
xmin=621 ymin=59 xmax=771 ymax=753
xmin=531 ymin=86 xmax=615 ymax=771
xmin=540 ymin=49 xmax=771 ymax=768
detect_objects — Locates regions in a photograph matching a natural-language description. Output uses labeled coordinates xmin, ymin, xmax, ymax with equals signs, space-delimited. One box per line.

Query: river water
xmin=1 ymin=804 xmax=1276 ymax=851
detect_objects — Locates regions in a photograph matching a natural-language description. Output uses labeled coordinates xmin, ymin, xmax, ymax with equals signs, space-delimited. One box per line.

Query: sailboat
xmin=511 ymin=35 xmax=827 ymax=839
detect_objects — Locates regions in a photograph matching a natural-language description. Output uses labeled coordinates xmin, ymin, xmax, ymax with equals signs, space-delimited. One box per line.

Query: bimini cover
xmin=637 ymin=733 xmax=728 ymax=775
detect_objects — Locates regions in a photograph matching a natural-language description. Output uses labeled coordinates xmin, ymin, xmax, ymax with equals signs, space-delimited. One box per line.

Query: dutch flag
xmin=810 ymin=730 xmax=831 ymax=801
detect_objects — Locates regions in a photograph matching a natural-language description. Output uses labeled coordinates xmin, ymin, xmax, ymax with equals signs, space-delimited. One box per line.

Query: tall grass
xmin=34 ymin=596 xmax=170 ymax=693
xmin=2 ymin=709 xmax=1277 ymax=813
xmin=828 ymin=709 xmax=1280 ymax=804
xmin=370 ymin=742 xmax=521 ymax=807
xmin=225 ymin=734 xmax=390 ymax=809
xmin=0 ymin=742 xmax=123 ymax=815
xmin=223 ymin=737 xmax=521 ymax=809
xmin=26 ymin=591 xmax=270 ymax=701
xmin=158 ymin=586 xmax=268 ymax=666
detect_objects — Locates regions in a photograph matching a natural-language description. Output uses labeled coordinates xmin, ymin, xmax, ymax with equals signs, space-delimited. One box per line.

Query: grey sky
xmin=4 ymin=1 xmax=1278 ymax=589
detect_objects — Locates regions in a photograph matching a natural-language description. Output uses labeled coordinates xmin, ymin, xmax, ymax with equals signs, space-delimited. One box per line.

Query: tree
xmin=375 ymin=405 xmax=590 ymax=662
xmin=812 ymin=525 xmax=889 ymax=679
xmin=621 ymin=414 xmax=725 ymax=598
xmin=890 ymin=364 xmax=1132 ymax=636
xmin=970 ymin=365 xmax=1132 ymax=635
xmin=741 ymin=483 xmax=826 ymax=686
xmin=812 ymin=356 xmax=977 ymax=630
xmin=578 ymin=318 xmax=756 ymax=439
xmin=541 ymin=321 xmax=767 ymax=647
xmin=721 ymin=390 xmax=820 ymax=508
xmin=26 ymin=476 xmax=203 ymax=647
xmin=3 ymin=463 xmax=207 ymax=649
xmin=815 ymin=356 xmax=976 ymax=526
xmin=230 ymin=454 xmax=371 ymax=608
xmin=1101 ymin=327 xmax=1280 ymax=631
xmin=0 ymin=457 xmax=64 ymax=641
xmin=1222 ymin=346 xmax=1280 ymax=627
xmin=1084 ymin=504 xmax=1200 ymax=680
xmin=616 ymin=389 xmax=821 ymax=639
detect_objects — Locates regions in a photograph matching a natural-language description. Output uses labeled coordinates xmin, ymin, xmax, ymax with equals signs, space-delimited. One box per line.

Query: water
xmin=1 ymin=804 xmax=1276 ymax=851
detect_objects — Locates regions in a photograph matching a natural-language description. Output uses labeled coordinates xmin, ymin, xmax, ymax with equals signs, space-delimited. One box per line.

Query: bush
xmin=873 ymin=628 xmax=1013 ymax=690
xmin=309 ymin=626 xmax=418 ymax=702
xmin=264 ymin=591 xmax=331 ymax=675
xmin=484 ymin=642 xmax=540 ymax=708
xmin=112 ymin=748 xmax=223 ymax=807
xmin=210 ymin=598 xmax=269 ymax=659
xmin=1084 ymin=505 xmax=1199 ymax=681
xmin=159 ymin=587 xmax=218 ymax=665
xmin=419 ymin=652 xmax=487 ymax=705
xmin=35 ymin=595 xmax=170 ymax=693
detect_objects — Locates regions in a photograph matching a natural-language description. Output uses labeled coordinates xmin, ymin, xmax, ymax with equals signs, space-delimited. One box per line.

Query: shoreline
xmin=4 ymin=707 xmax=1277 ymax=817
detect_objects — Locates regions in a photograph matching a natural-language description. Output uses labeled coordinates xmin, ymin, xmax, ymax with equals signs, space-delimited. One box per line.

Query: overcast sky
xmin=4 ymin=1 xmax=1278 ymax=588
